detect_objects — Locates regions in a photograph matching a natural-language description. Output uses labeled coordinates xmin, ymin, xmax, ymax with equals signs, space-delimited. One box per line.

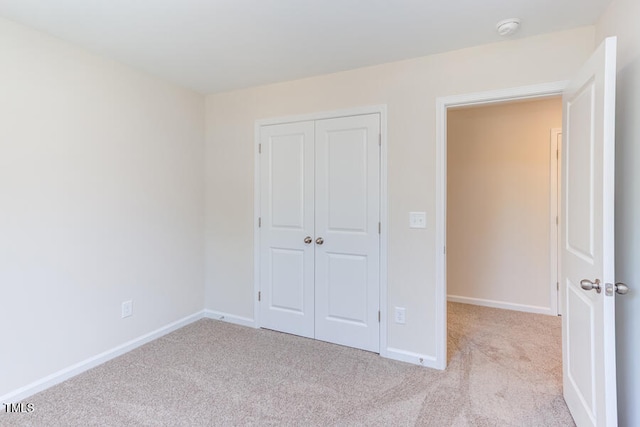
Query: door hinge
xmin=557 ymin=282 xmax=560 ymax=291
xmin=379 ymin=134 xmax=381 ymax=146
xmin=258 ymin=143 xmax=262 ymax=154
xmin=378 ymin=311 xmax=381 ymax=322
xmin=258 ymin=217 xmax=261 ymax=227
xmin=258 ymin=291 xmax=261 ymax=302
xmin=556 ymin=216 xmax=558 ymax=225
xmin=556 ymin=149 xmax=559 ymax=159
xmin=378 ymin=222 xmax=381 ymax=234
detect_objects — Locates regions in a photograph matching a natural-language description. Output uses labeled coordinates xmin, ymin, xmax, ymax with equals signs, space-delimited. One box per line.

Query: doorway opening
xmin=439 ymin=92 xmax=567 ymax=417
xmin=445 ymin=99 xmax=564 ymax=398
xmin=434 ymin=82 xmax=566 ymax=369
xmin=446 ymin=97 xmax=562 ymax=317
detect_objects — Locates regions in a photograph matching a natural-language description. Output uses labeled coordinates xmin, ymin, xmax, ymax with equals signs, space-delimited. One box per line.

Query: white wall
xmin=596 ymin=0 xmax=640 ymax=424
xmin=0 ymin=17 xmax=205 ymax=397
xmin=204 ymin=27 xmax=595 ymax=360
xmin=447 ymin=99 xmax=562 ymax=314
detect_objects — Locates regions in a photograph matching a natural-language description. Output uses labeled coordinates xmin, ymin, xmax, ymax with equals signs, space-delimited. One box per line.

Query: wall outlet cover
xmin=409 ymin=212 xmax=427 ymax=229
xmin=121 ymin=300 xmax=133 ymax=318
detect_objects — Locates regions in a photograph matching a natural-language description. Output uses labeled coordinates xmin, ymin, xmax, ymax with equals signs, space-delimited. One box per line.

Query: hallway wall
xmin=447 ymin=98 xmax=562 ymax=314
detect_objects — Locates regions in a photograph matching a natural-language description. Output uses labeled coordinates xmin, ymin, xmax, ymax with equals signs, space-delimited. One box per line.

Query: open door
xmin=561 ymin=37 xmax=618 ymax=426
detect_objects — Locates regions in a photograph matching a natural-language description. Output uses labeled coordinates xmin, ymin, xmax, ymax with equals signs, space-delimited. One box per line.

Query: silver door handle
xmin=615 ymin=283 xmax=630 ymax=295
xmin=604 ymin=282 xmax=629 ymax=297
xmin=316 ymin=237 xmax=324 ymax=245
xmin=580 ymin=278 xmax=601 ymax=293
xmin=304 ymin=236 xmax=312 ymax=244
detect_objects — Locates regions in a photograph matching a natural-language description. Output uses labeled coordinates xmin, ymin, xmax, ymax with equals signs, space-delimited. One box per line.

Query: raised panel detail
xmin=270 ymin=248 xmax=305 ymax=313
xmin=566 ymin=280 xmax=596 ymax=422
xmin=566 ymin=82 xmax=595 ymax=263
xmin=326 ymin=128 xmax=368 ymax=232
xmin=270 ymin=133 xmax=305 ymax=229
xmin=325 ymin=253 xmax=368 ymax=325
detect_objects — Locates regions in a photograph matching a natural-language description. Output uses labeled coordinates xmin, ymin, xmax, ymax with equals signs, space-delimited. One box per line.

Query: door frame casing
xmin=435 ymin=82 xmax=567 ymax=369
xmin=550 ymin=128 xmax=562 ymax=316
xmin=253 ymin=104 xmax=389 ymax=357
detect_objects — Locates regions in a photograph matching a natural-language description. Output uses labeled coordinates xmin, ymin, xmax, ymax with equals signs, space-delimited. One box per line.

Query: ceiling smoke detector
xmin=496 ymin=18 xmax=521 ymax=36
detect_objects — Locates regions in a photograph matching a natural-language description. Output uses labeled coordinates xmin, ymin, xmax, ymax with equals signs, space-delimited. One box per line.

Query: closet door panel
xmin=259 ymin=121 xmax=315 ymax=338
xmin=314 ymin=114 xmax=381 ymax=352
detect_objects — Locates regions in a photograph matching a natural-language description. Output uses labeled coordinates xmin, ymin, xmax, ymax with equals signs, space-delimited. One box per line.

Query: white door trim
xmin=435 ymin=81 xmax=567 ymax=369
xmin=253 ymin=105 xmax=389 ymax=357
xmin=550 ymin=128 xmax=562 ymax=316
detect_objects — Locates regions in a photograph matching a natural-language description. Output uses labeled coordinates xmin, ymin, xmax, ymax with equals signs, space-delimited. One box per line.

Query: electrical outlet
xmin=395 ymin=307 xmax=406 ymax=324
xmin=121 ymin=300 xmax=132 ymax=318
xmin=409 ymin=212 xmax=426 ymax=229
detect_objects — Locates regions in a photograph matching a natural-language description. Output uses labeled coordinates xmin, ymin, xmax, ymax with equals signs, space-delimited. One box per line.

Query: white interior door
xmin=314 ymin=114 xmax=381 ymax=352
xmin=561 ymin=37 xmax=617 ymax=427
xmin=259 ymin=121 xmax=315 ymax=338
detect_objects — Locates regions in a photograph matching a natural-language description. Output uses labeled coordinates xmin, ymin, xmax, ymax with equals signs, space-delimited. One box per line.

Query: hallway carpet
xmin=1 ymin=303 xmax=574 ymax=426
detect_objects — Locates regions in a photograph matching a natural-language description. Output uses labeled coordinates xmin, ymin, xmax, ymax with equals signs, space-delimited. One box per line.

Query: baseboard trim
xmin=447 ymin=295 xmax=554 ymax=315
xmin=204 ymin=309 xmax=256 ymax=328
xmin=0 ymin=310 xmax=205 ymax=404
xmin=385 ymin=347 xmax=440 ymax=370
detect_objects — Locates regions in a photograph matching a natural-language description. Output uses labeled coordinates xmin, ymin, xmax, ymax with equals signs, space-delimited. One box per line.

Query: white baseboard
xmin=447 ymin=295 xmax=554 ymax=316
xmin=204 ymin=309 xmax=256 ymax=328
xmin=0 ymin=310 xmax=205 ymax=404
xmin=385 ymin=347 xmax=440 ymax=370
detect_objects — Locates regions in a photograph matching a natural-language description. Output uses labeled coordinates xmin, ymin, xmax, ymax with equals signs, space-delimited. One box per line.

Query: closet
xmin=258 ymin=113 xmax=381 ymax=352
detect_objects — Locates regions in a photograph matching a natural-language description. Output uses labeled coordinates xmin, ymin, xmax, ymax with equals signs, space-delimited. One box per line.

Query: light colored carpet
xmin=1 ymin=303 xmax=575 ymax=426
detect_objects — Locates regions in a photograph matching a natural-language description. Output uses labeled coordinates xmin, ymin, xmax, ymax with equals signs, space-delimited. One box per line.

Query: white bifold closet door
xmin=259 ymin=114 xmax=380 ymax=353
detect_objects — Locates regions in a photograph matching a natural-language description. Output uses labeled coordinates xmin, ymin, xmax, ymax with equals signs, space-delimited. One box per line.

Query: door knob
xmin=605 ymin=282 xmax=629 ymax=296
xmin=316 ymin=237 xmax=324 ymax=245
xmin=580 ymin=278 xmax=601 ymax=293
xmin=615 ymin=283 xmax=630 ymax=295
xmin=304 ymin=236 xmax=312 ymax=244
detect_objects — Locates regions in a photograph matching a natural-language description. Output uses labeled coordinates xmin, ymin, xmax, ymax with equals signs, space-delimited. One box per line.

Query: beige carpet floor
xmin=1 ymin=303 xmax=575 ymax=426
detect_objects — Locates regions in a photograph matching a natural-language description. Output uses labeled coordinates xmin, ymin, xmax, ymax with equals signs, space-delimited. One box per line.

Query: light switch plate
xmin=409 ymin=212 xmax=426 ymax=228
